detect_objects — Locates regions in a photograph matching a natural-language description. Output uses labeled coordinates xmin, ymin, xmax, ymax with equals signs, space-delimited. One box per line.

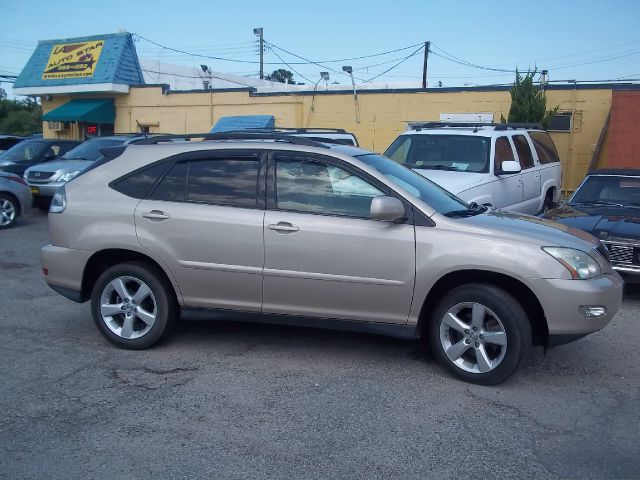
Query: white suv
xmin=384 ymin=123 xmax=562 ymax=214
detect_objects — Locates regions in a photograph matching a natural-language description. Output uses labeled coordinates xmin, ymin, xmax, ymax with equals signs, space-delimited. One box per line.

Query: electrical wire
xmin=267 ymin=48 xmax=314 ymax=84
xmin=363 ymin=44 xmax=425 ymax=82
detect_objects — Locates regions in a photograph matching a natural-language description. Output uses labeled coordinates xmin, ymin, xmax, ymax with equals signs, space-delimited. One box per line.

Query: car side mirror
xmin=496 ymin=160 xmax=521 ymax=175
xmin=370 ymin=196 xmax=407 ymax=223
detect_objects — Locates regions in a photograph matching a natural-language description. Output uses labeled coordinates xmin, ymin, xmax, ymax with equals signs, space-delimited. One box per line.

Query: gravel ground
xmin=1 ymin=210 xmax=639 ymax=479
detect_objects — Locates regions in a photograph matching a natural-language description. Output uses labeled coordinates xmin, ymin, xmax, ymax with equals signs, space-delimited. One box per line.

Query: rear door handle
xmin=268 ymin=222 xmax=300 ymax=233
xmin=142 ymin=210 xmax=170 ymax=221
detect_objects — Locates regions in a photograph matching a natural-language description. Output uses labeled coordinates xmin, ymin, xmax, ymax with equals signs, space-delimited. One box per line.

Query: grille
xmin=604 ymin=243 xmax=634 ymax=265
xmin=28 ymin=171 xmax=55 ymax=181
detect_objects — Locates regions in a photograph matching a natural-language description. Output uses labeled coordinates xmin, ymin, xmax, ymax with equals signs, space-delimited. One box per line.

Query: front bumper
xmin=529 ymin=272 xmax=624 ymax=342
xmin=27 ymin=181 xmax=64 ymax=198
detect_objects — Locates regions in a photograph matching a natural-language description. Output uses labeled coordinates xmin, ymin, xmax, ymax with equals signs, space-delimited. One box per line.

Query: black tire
xmin=427 ymin=283 xmax=532 ymax=385
xmin=541 ymin=190 xmax=555 ymax=214
xmin=90 ymin=262 xmax=176 ymax=349
xmin=0 ymin=193 xmax=19 ymax=229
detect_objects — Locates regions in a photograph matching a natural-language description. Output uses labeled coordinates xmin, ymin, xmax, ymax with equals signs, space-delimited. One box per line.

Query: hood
xmin=27 ymin=159 xmax=94 ymax=174
xmin=544 ymin=204 xmax=640 ymax=242
xmin=449 ymin=209 xmax=600 ymax=251
xmin=413 ymin=169 xmax=488 ymax=194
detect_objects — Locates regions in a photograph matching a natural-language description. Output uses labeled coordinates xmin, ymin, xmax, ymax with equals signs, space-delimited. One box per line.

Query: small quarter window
xmin=112 ymin=162 xmax=169 ymax=199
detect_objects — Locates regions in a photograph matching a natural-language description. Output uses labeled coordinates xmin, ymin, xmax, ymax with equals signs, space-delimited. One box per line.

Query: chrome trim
xmin=613 ymin=265 xmax=640 ymax=274
xmin=263 ymin=268 xmax=405 ymax=286
xmin=179 ymin=260 xmax=262 ymax=275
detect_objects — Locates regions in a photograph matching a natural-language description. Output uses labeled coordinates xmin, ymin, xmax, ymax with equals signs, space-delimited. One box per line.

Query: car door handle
xmin=142 ymin=210 xmax=170 ymax=221
xmin=268 ymin=222 xmax=300 ymax=233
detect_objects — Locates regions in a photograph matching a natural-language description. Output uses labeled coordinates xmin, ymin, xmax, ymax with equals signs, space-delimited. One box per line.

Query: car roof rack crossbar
xmin=134 ymin=132 xmax=330 ymax=148
xmin=410 ymin=122 xmax=544 ymax=131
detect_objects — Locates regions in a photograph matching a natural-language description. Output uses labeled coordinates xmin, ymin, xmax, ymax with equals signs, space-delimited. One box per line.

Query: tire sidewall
xmin=91 ymin=262 xmax=175 ymax=349
xmin=428 ymin=284 xmax=532 ymax=385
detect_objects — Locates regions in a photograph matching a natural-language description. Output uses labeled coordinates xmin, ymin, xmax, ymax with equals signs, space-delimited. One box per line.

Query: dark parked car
xmin=0 ymin=139 xmax=80 ymax=177
xmin=544 ymin=169 xmax=640 ymax=279
xmin=0 ymin=135 xmax=24 ymax=154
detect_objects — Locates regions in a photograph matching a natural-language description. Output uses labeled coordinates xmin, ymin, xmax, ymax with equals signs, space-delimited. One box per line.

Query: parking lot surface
xmin=1 ymin=210 xmax=639 ymax=479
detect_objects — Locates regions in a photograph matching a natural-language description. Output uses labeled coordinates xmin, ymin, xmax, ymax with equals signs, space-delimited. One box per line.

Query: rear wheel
xmin=428 ymin=284 xmax=532 ymax=385
xmin=0 ymin=194 xmax=18 ymax=229
xmin=90 ymin=262 xmax=176 ymax=349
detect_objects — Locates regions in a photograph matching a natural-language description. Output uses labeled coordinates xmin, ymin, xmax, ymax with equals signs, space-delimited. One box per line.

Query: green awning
xmin=43 ymin=98 xmax=115 ymax=124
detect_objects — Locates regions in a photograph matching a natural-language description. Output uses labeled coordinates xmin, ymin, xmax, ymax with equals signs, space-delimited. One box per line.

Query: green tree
xmin=503 ymin=69 xmax=558 ymax=129
xmin=265 ymin=69 xmax=298 ymax=84
xmin=0 ymin=94 xmax=42 ymax=136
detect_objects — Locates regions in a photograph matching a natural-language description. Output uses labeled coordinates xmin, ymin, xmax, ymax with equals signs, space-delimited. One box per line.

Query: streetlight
xmin=200 ymin=64 xmax=212 ymax=90
xmin=342 ymin=66 xmax=360 ymax=123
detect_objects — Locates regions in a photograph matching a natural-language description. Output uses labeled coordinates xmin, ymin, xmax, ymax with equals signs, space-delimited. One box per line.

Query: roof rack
xmin=133 ymin=132 xmax=330 ymax=148
xmin=410 ymin=122 xmax=544 ymax=131
xmin=262 ymin=127 xmax=349 ymax=134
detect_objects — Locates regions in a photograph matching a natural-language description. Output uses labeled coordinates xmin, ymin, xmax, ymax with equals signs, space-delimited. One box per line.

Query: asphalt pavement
xmin=1 ymin=210 xmax=639 ymax=479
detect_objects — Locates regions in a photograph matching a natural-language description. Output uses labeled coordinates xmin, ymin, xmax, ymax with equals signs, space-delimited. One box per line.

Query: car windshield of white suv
xmin=61 ymin=138 xmax=125 ymax=161
xmin=355 ymin=153 xmax=485 ymax=216
xmin=384 ymin=135 xmax=490 ymax=173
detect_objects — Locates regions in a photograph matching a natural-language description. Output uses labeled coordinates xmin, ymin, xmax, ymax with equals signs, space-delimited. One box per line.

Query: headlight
xmin=50 ymin=186 xmax=66 ymax=214
xmin=56 ymin=170 xmax=81 ymax=183
xmin=542 ymin=247 xmax=601 ymax=279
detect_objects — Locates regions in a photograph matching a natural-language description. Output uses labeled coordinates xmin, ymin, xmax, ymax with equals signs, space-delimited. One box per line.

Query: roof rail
xmin=267 ymin=127 xmax=349 ymax=134
xmin=133 ymin=132 xmax=330 ymax=148
xmin=410 ymin=122 xmax=545 ymax=131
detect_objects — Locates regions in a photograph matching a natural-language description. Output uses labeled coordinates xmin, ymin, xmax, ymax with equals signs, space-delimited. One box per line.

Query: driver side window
xmin=494 ymin=137 xmax=515 ymax=173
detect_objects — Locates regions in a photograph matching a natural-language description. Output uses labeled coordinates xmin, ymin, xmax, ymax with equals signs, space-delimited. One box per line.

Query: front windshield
xmin=355 ymin=153 xmax=469 ymax=215
xmin=62 ymin=138 xmax=125 ymax=161
xmin=571 ymin=175 xmax=640 ymax=206
xmin=1 ymin=141 xmax=46 ymax=162
xmin=384 ymin=134 xmax=490 ymax=173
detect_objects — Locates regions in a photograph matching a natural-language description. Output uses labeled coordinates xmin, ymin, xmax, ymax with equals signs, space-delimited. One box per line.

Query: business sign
xmin=42 ymin=40 xmax=104 ymax=80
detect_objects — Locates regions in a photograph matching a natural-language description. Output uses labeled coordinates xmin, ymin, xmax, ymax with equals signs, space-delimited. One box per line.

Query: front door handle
xmin=142 ymin=210 xmax=170 ymax=221
xmin=268 ymin=222 xmax=300 ymax=233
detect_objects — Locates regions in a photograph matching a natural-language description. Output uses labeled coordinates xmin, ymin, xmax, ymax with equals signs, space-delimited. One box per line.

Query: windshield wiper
xmin=570 ymin=200 xmax=628 ymax=208
xmin=444 ymin=203 xmax=488 ymax=218
xmin=416 ymin=165 xmax=461 ymax=171
xmin=62 ymin=156 xmax=89 ymax=161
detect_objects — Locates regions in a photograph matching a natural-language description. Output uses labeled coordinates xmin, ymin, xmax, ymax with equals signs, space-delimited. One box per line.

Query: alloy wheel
xmin=100 ymin=276 xmax=157 ymax=339
xmin=439 ymin=302 xmax=508 ymax=374
xmin=0 ymin=198 xmax=16 ymax=226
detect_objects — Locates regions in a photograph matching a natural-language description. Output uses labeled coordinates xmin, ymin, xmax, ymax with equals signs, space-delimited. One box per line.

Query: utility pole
xmin=254 ymin=28 xmax=264 ymax=79
xmin=422 ymin=41 xmax=430 ymax=89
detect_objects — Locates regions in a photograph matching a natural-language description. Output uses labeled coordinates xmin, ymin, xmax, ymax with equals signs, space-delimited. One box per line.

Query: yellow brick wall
xmin=41 ymin=86 xmax=613 ymax=191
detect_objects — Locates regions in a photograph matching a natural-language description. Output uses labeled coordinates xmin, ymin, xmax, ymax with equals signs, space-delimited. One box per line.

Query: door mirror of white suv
xmin=370 ymin=196 xmax=406 ymax=222
xmin=497 ymin=160 xmax=521 ymax=175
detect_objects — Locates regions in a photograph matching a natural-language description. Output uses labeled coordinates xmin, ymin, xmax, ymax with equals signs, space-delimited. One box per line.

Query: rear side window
xmin=530 ymin=132 xmax=560 ymax=164
xmin=112 ymin=162 xmax=169 ymax=198
xmin=151 ymin=162 xmax=188 ymax=202
xmin=512 ymin=135 xmax=535 ymax=170
xmin=187 ymin=156 xmax=259 ymax=207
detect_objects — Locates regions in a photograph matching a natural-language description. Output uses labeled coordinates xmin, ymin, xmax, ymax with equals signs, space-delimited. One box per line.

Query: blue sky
xmin=2 ymin=0 xmax=640 ymax=95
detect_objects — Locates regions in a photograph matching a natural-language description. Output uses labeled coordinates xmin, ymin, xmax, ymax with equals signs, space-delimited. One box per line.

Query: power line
xmin=364 ymin=44 xmax=425 ymax=82
xmin=267 ymin=48 xmax=314 ymax=84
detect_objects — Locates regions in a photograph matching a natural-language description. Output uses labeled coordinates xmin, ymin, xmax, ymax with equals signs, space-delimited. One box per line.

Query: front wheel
xmin=0 ymin=194 xmax=18 ymax=229
xmin=90 ymin=262 xmax=176 ymax=349
xmin=428 ymin=284 xmax=532 ymax=385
